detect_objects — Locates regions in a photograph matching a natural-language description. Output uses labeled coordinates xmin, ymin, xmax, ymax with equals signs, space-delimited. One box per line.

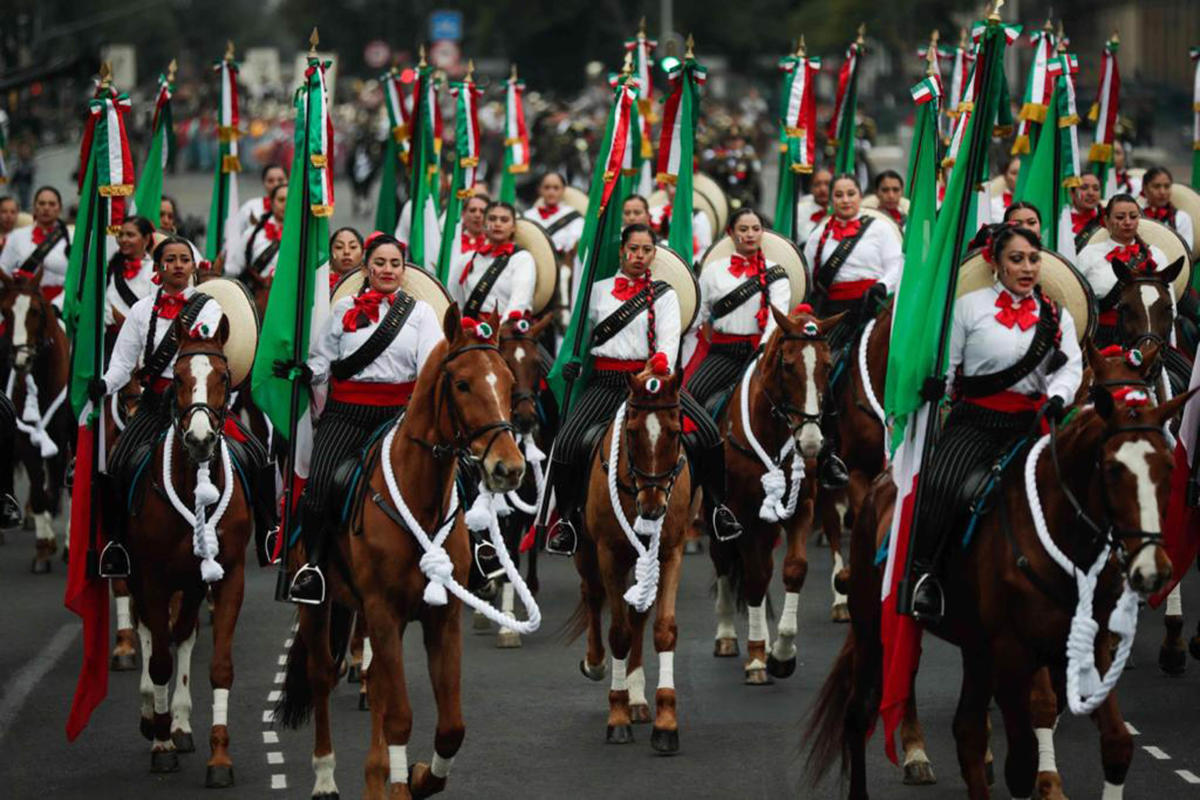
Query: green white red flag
xmin=374 ymin=65 xmax=409 ymax=233
xmin=828 ymin=31 xmax=864 ymax=177
xmin=205 ymin=46 xmax=241 ymax=261
xmin=656 ymin=48 xmax=705 ymax=262
xmin=437 ymin=70 xmax=483 ymax=285
xmin=132 ymin=62 xmax=176 ymax=222
xmin=1012 ymin=22 xmax=1056 ymax=157
xmin=500 ymin=67 xmax=529 ymax=205
xmin=773 ymin=45 xmax=820 ymax=239
xmin=407 ymin=58 xmax=442 ymax=270
xmin=1087 ymin=36 xmax=1121 ymax=191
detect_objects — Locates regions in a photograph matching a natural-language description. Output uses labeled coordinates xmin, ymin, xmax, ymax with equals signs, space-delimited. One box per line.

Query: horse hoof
xmin=830 ymin=603 xmax=851 ymax=623
xmin=744 ymin=667 xmax=773 ymax=686
xmin=1190 ymin=636 xmax=1200 ymax=662
xmin=472 ymin=610 xmax=491 ymax=632
xmin=579 ymin=659 xmax=608 ymax=682
xmin=171 ymin=730 xmax=195 ymax=753
xmin=30 ymin=558 xmax=50 ymax=575
xmin=1159 ymin=644 xmax=1187 ymax=676
xmin=140 ymin=716 xmax=154 ymax=741
xmin=204 ymin=764 xmax=234 ymax=788
xmin=606 ymin=724 xmax=634 ymax=745
xmin=346 ymin=664 xmax=360 ymax=684
xmin=903 ymin=760 xmax=937 ymax=785
xmin=650 ymin=727 xmax=680 ymax=754
xmin=1034 ymin=771 xmax=1066 ymax=799
xmin=357 ymin=691 xmax=369 ymax=711
xmin=496 ymin=630 xmax=522 ymax=649
xmin=110 ymin=652 xmax=137 ymax=671
xmin=150 ymin=750 xmax=180 ymax=773
xmin=833 ymin=569 xmax=851 ymax=595
xmin=713 ymin=638 xmax=739 ymax=658
xmin=766 ymin=654 xmax=796 ymax=679
xmin=629 ymin=703 xmax=652 ymax=724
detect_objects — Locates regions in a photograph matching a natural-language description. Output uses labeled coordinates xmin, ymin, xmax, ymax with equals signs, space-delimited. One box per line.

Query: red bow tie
xmin=612 ymin=275 xmax=649 ymax=301
xmin=155 ymin=291 xmax=188 ymax=320
xmin=263 ymin=220 xmax=282 ymax=243
xmin=536 ymin=204 xmax=559 ymax=220
xmin=122 ymin=259 xmax=143 ymax=280
xmin=994 ymin=291 xmax=1038 ymax=330
xmin=1071 ymin=208 xmax=1098 ymax=234
xmin=829 ymin=217 xmax=863 ymax=241
xmin=1106 ymin=242 xmax=1155 ymax=271
xmin=343 ymin=290 xmax=393 ymax=332
xmin=810 ymin=208 xmax=827 ymax=223
xmin=477 ymin=241 xmax=515 ymax=258
xmin=885 ymin=207 xmax=904 ymax=224
xmin=729 ymin=252 xmax=765 ymax=279
xmin=1143 ymin=204 xmax=1173 ymax=223
xmin=329 ymin=271 xmax=341 ymax=291
xmin=31 ymin=225 xmax=55 ymax=245
xmin=461 ymin=232 xmax=487 ymax=253
xmin=1002 ymin=191 xmax=1013 ymax=208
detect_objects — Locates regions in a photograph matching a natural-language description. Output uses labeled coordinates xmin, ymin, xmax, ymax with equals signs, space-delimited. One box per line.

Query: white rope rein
xmin=502 ymin=433 xmax=547 ymax=515
xmin=606 ymin=401 xmax=665 ymax=613
xmin=8 ymin=371 xmax=66 ymax=458
xmin=111 ymin=392 xmax=127 ymax=432
xmin=380 ymin=421 xmax=541 ymax=634
xmin=1024 ymin=434 xmax=1139 ymax=715
xmin=162 ymin=433 xmax=236 ymax=583
xmin=857 ymin=319 xmax=889 ymax=457
xmin=738 ymin=354 xmax=804 ymax=523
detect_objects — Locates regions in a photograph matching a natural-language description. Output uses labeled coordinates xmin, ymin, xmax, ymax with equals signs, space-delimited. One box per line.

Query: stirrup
xmin=288 ymin=564 xmax=326 ymax=605
xmin=545 ymin=519 xmax=577 ymax=556
xmin=910 ymin=572 xmax=945 ymax=624
xmin=98 ymin=541 xmax=131 ymax=579
xmin=263 ymin=527 xmax=281 ymax=566
xmin=0 ymin=493 xmax=22 ymax=528
xmin=711 ymin=505 xmax=743 ymax=542
xmin=474 ymin=540 xmax=505 ymax=581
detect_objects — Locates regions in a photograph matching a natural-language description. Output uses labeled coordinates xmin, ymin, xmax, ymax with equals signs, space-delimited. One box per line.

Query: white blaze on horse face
xmin=513 ymin=345 xmax=526 ymax=364
xmin=1115 ymin=440 xmax=1168 ymax=590
xmin=1138 ymin=284 xmax=1162 ymax=327
xmin=798 ymin=344 xmax=824 ymax=457
xmin=185 ymin=356 xmax=214 ymax=442
xmin=11 ymin=294 xmax=30 ymax=367
xmin=644 ymin=412 xmax=663 ymax=465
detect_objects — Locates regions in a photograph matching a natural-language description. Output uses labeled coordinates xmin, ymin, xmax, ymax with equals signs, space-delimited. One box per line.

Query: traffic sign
xmin=430 ymin=10 xmax=463 ymax=42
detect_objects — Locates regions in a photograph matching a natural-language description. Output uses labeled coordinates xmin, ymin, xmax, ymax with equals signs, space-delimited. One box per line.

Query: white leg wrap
xmin=153 ymin=685 xmax=169 ymax=715
xmin=312 ymin=753 xmax=337 ymax=795
xmin=902 ymin=747 xmax=929 ymax=768
xmin=138 ymin=624 xmax=153 ymax=718
xmin=1166 ymin=585 xmax=1183 ymax=617
xmin=714 ymin=576 xmax=736 ymax=640
xmin=388 ymin=745 xmax=408 ymax=785
xmin=212 ymin=688 xmax=229 ymax=727
xmin=430 ymin=753 xmax=455 ymax=779
xmin=1035 ymin=727 xmax=1056 ymax=774
xmin=361 ymin=637 xmax=373 ymax=671
xmin=501 ymin=582 xmax=515 ymax=615
xmin=34 ymin=512 xmax=54 ymax=541
xmin=611 ymin=657 xmax=627 ymax=692
xmin=748 ymin=602 xmax=768 ymax=642
xmin=171 ymin=628 xmax=196 ymax=733
xmin=115 ymin=596 xmax=132 ymax=631
xmin=627 ymin=666 xmax=647 ymax=706
xmin=658 ymin=651 xmax=675 ymax=690
xmin=1101 ymin=782 xmax=1124 ymax=800
xmin=773 ymin=592 xmax=800 ymax=661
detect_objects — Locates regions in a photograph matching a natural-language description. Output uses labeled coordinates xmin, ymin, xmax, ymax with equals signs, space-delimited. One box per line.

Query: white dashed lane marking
xmin=1143 ymin=746 xmax=1170 ymax=761
xmin=1177 ymin=770 xmax=1200 ymax=785
xmin=262 ymin=731 xmax=278 ymax=744
xmin=270 ymin=774 xmax=287 ymax=790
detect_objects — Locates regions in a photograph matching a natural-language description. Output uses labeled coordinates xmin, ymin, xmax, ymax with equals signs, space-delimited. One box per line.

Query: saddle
xmin=326 ymin=414 xmax=401 ymax=531
xmin=124 ymin=430 xmax=254 ymax=516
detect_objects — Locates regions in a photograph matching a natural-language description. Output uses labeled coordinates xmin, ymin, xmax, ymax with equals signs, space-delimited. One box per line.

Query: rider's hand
xmin=1044 ymin=396 xmax=1066 ymax=423
xmin=919 ymin=376 xmax=945 ymax=404
xmin=87 ymin=377 xmax=107 ymax=403
xmin=272 ymin=359 xmax=313 ymax=385
xmin=562 ymin=361 xmax=582 ymax=382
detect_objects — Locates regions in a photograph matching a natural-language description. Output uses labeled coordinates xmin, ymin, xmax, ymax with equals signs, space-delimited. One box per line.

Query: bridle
xmin=171 ymin=347 xmax=230 ymax=443
xmin=499 ymin=325 xmax=541 ymax=418
xmin=410 ymin=341 xmax=517 ymax=467
xmin=760 ymin=330 xmax=825 ymax=436
xmin=3 ymin=286 xmax=53 ymax=371
xmin=620 ymin=396 xmax=686 ymax=500
xmin=1115 ymin=275 xmax=1173 ymax=356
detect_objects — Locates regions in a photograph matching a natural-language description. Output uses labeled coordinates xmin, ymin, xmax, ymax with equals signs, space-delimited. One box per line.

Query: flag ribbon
xmin=828 ymin=28 xmax=865 ymax=176
xmin=437 ymin=67 xmax=483 ymax=284
xmin=205 ymin=44 xmax=242 ymax=261
xmin=500 ymin=66 xmax=530 ymax=204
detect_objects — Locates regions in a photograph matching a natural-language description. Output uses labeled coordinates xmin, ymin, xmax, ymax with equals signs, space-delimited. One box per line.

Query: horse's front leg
xmin=206 ymin=554 xmax=245 ymax=788
xmin=169 ymin=592 xmax=203 ymax=755
xmin=991 ymin=639 xmax=1037 ymax=800
xmin=709 ymin=535 xmax=739 ymax=658
xmin=740 ymin=529 xmax=775 ymax=685
xmin=651 ymin=542 xmax=683 ymax=754
xmin=1160 ymin=584 xmax=1186 ymax=675
xmin=1092 ymin=632 xmax=1135 ymax=799
xmin=770 ymin=488 xmax=815 ymax=679
xmin=573 ymin=534 xmax=608 ymax=681
xmin=409 ymin=598 xmax=466 ymax=799
xmin=138 ymin=578 xmax=180 ymax=774
xmin=599 ymin=542 xmax=635 ymax=745
xmin=111 ymin=579 xmax=139 ymax=671
xmin=360 ymin=594 xmax=412 ymax=800
xmin=28 ymin=455 xmax=55 ymax=573
xmin=1029 ymin=666 xmax=1066 ymax=799
xmin=954 ymin=648 xmax=996 ymax=800
xmin=900 ymin=671 xmax=936 ymax=786
xmin=300 ymin=602 xmax=341 ymax=799
xmin=626 ymin=607 xmax=650 ymax=724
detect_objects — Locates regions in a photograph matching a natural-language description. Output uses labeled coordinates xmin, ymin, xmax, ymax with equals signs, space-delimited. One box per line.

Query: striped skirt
xmin=306 ymin=400 xmax=404 ymax=513
xmin=686 ymin=340 xmax=755 ymax=412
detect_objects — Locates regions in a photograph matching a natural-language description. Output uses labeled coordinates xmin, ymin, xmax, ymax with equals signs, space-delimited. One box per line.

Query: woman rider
xmin=106 ymin=215 xmax=157 ymax=343
xmin=280 ymin=233 xmax=445 ymax=604
xmin=0 ymin=186 xmax=70 ymax=302
xmin=906 ymin=226 xmax=1082 ymax=621
xmin=1070 ymin=173 xmax=1104 ymax=252
xmin=90 ymin=236 xmax=272 ymax=577
xmin=227 ymin=183 xmax=287 ymax=282
xmin=1077 ymin=194 xmax=1169 ymax=347
xmin=526 ymin=172 xmax=583 ymax=263
xmin=328 ymin=227 xmax=364 ymax=292
xmin=1141 ymin=166 xmax=1194 ymax=252
xmin=546 ymin=223 xmax=741 ymax=555
xmin=450 ymin=201 xmax=536 ymax=323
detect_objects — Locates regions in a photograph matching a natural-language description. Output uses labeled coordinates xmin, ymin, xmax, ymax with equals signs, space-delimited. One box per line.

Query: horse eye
xmin=455 ymin=380 xmax=470 ymax=392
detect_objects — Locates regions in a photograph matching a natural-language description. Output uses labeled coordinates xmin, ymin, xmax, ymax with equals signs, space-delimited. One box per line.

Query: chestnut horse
xmin=276 ymin=305 xmax=525 ymax=799
xmin=805 ymin=352 xmax=1191 ymax=800
xmin=0 ymin=269 xmax=74 ymax=573
xmin=123 ymin=318 xmax=253 ymax=786
xmin=568 ymin=366 xmax=691 ymax=753
xmin=708 ymin=306 xmax=841 ymax=685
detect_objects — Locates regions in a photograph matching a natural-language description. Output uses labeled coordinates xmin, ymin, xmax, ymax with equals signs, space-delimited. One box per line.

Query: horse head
xmin=623 ymin=361 xmax=685 ymax=522
xmin=0 ymin=268 xmax=54 ymax=374
xmin=1074 ymin=351 xmax=1195 ymax=595
xmin=1078 ymin=340 xmax=1162 ymax=404
xmin=764 ymin=304 xmax=846 ymax=459
xmin=498 ymin=312 xmax=554 ymax=436
xmin=438 ymin=304 xmax=525 ymax=492
xmin=1114 ymin=255 xmax=1184 ymax=352
xmin=172 ymin=315 xmax=231 ymax=464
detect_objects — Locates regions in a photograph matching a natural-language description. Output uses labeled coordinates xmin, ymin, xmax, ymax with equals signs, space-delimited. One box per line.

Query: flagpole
xmin=896 ymin=7 xmax=1003 ymax=614
xmin=84 ymin=85 xmax=108 ymax=577
xmin=408 ymin=45 xmax=426 ymax=237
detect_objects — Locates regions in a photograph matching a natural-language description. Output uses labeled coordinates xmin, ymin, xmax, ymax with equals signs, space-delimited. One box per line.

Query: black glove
xmin=272 ymin=359 xmax=313 ymax=385
xmin=919 ymin=376 xmax=945 ymax=404
xmin=1044 ymin=396 xmax=1066 ymax=423
xmin=861 ymin=282 xmax=888 ymax=313
xmin=87 ymin=378 xmax=107 ymax=403
xmin=562 ymin=361 xmax=582 ymax=382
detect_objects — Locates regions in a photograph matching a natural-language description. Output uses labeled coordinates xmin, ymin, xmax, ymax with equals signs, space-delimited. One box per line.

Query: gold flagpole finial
xmin=1109 ymin=29 xmax=1120 ymax=45
xmin=98 ymin=61 xmax=113 ymax=89
xmin=959 ymin=27 xmax=969 ymax=49
xmin=1055 ymin=21 xmax=1066 ymax=51
xmin=639 ymin=16 xmax=647 ymax=37
xmin=685 ymin=34 xmax=695 ymax=60
xmin=510 ymin=63 xmax=518 ymax=81
xmin=988 ymin=0 xmax=1005 ymax=23
xmin=926 ymin=34 xmax=940 ymax=75
xmin=930 ymin=29 xmax=940 ymax=47
xmin=418 ymin=44 xmax=427 ymax=68
xmin=856 ymin=23 xmax=866 ymax=45
xmin=1042 ymin=16 xmax=1054 ymax=34
xmin=167 ymin=58 xmax=178 ymax=83
xmin=795 ymin=35 xmax=807 ymax=58
xmin=224 ymin=40 xmax=235 ymax=61
xmin=621 ymin=49 xmax=634 ymax=77
xmin=465 ymin=59 xmax=475 ymax=82
xmin=308 ymin=28 xmax=319 ymax=56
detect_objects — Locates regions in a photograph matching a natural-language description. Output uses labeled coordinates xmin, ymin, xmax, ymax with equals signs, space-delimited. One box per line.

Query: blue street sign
xmin=430 ymin=10 xmax=463 ymax=42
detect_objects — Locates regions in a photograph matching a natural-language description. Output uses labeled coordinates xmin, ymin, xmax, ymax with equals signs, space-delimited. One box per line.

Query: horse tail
xmin=802 ymin=630 xmax=857 ymax=786
xmin=274 ymin=614 xmax=314 ymax=729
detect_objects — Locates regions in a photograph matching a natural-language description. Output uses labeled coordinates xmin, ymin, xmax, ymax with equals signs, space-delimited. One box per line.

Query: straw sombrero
xmin=647 ymin=188 xmax=719 ymax=237
xmin=695 ymin=172 xmax=731 ymax=231
xmin=332 ymin=263 xmax=453 ymax=321
xmin=957 ymin=248 xmax=1094 ymax=342
xmin=651 ymin=244 xmax=700 ymax=331
xmin=513 ymin=218 xmax=559 ymax=315
xmin=1170 ymin=183 xmax=1200 ymax=262
xmin=1083 ymin=218 xmax=1192 ymax=301
xmin=194 ymin=277 xmax=260 ymax=388
xmin=862 ymin=194 xmax=911 ymax=215
xmin=701 ymin=229 xmax=809 ymax=312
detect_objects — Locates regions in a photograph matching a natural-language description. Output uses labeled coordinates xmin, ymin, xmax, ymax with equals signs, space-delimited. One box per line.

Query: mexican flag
xmin=773 ymin=44 xmax=819 ymax=239
xmin=879 ymin=15 xmax=1014 ymax=763
xmin=64 ymin=71 xmax=135 ymax=741
xmin=656 ymin=45 xmax=706 ymax=262
xmin=374 ymin=65 xmax=409 ymax=234
xmin=904 ymin=76 xmax=941 ymax=249
xmin=1016 ymin=51 xmax=1082 ymax=261
xmin=407 ymin=57 xmax=442 ymax=270
xmin=1152 ymin=353 xmax=1200 ymax=607
xmin=132 ymin=62 xmax=176 ymax=222
xmin=827 ymin=30 xmax=865 ymax=178
xmin=205 ymin=45 xmax=241 ymax=262
xmin=436 ymin=69 xmax=482 ymax=285
xmin=1012 ymin=22 xmax=1056 ymax=158
xmin=1191 ymin=47 xmax=1200 ymax=191
xmin=1087 ymin=36 xmax=1121 ymax=191
xmin=499 ymin=67 xmax=529 ymax=205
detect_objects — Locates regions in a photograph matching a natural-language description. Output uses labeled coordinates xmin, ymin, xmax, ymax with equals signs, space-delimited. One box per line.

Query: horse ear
xmin=1159 ymin=256 xmax=1186 ymax=285
xmin=442 ymin=302 xmax=462 ymax=343
xmin=528 ymin=312 xmax=555 ymax=338
xmin=770 ymin=304 xmax=791 ymax=332
xmin=819 ymin=311 xmax=848 ymax=335
xmin=669 ymin=368 xmax=684 ymax=394
xmin=1084 ymin=338 xmax=1103 ymax=370
xmin=1135 ymin=341 xmax=1161 ymax=376
xmin=485 ymin=309 xmax=501 ymax=343
xmin=1110 ymin=255 xmax=1134 ymax=285
xmin=1153 ymin=387 xmax=1197 ymax=427
xmin=1093 ymin=385 xmax=1116 ymax=420
xmin=212 ymin=315 xmax=230 ymax=346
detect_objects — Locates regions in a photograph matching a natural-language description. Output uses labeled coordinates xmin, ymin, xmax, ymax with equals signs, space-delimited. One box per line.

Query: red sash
xmin=330 ymin=379 xmax=415 ymax=407
xmin=827 ymin=279 xmax=876 ymax=301
xmin=593 ymin=357 xmax=645 ymax=373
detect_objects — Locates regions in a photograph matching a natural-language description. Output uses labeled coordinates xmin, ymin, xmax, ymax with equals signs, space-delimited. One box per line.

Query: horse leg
xmin=359 ymin=634 xmax=372 ymax=711
xmin=953 ymin=649 xmax=995 ymax=800
xmin=495 ymin=580 xmax=522 ymax=649
xmin=348 ymin=614 xmax=365 ymax=682
xmin=28 ymin=456 xmax=54 ymax=573
xmin=710 ymin=538 xmax=739 ymax=658
xmin=111 ymin=580 xmax=139 ymax=671
xmin=600 ymin=544 xmax=635 ymax=744
xmin=742 ymin=535 xmax=774 ymax=685
xmin=900 ymin=671 xmax=936 ymax=785
xmin=574 ymin=536 xmax=608 ymax=681
xmin=139 ymin=581 xmax=180 ymax=773
xmin=770 ymin=493 xmax=813 ymax=679
xmin=1029 ymin=666 xmax=1066 ymax=799
xmin=301 ymin=603 xmax=340 ymax=799
xmin=991 ymin=641 xmax=1037 ymax=800
xmin=409 ymin=602 xmax=466 ymax=799
xmin=650 ymin=543 xmax=683 ymax=755
xmin=360 ymin=596 xmax=412 ymax=800
xmin=205 ymin=557 xmax=245 ymax=788
xmin=626 ymin=608 xmax=650 ymax=724
xmin=1092 ymin=634 xmax=1135 ymax=798
xmin=1160 ymin=585 xmax=1186 ymax=675
xmin=169 ymin=595 xmax=202 ymax=754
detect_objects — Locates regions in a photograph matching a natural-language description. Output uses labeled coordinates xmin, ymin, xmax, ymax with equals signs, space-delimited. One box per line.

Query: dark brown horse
xmin=106 ymin=379 xmax=144 ymax=671
xmin=570 ymin=366 xmax=691 ymax=752
xmin=0 ymin=268 xmax=74 ymax=573
xmin=806 ymin=351 xmax=1191 ymax=800
xmin=124 ymin=319 xmax=254 ymax=787
xmin=276 ymin=305 xmax=525 ymax=799
xmin=708 ymin=307 xmax=841 ymax=684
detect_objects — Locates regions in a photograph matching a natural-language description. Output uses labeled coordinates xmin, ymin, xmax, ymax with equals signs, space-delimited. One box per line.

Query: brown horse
xmin=276 ymin=305 xmax=525 ymax=799
xmin=708 ymin=306 xmax=842 ymax=685
xmin=124 ymin=319 xmax=254 ymax=786
xmin=568 ymin=365 xmax=691 ymax=752
xmin=0 ymin=269 xmax=74 ymax=573
xmin=806 ymin=350 xmax=1191 ymax=800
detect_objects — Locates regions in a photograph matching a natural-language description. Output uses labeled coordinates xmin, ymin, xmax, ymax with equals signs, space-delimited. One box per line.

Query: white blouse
xmin=232 ymin=195 xmax=270 ymax=248
xmin=448 ymin=248 xmax=536 ymax=320
xmin=0 ymin=225 xmax=70 ymax=288
xmin=588 ymin=275 xmax=681 ymax=362
xmin=102 ymin=287 xmax=225 ymax=390
xmin=1077 ymin=239 xmax=1170 ymax=301
xmin=308 ymin=295 xmax=443 ymax=385
xmin=105 ymin=254 xmax=155 ymax=325
xmin=526 ymin=206 xmax=583 ymax=254
xmin=649 ymin=204 xmax=713 ymax=260
xmin=698 ymin=255 xmax=791 ymax=340
xmin=794 ymin=198 xmax=827 ymax=245
xmin=803 ymin=216 xmax=904 ymax=292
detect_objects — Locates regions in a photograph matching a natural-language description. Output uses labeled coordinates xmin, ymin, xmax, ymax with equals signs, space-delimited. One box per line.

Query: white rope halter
xmin=737 ymin=354 xmax=804 ymax=523
xmin=1024 ymin=434 xmax=1139 ymax=715
xmin=606 ymin=401 xmax=666 ymax=613
xmin=857 ymin=318 xmax=889 ymax=467
xmin=380 ymin=420 xmax=541 ymax=634
xmin=162 ymin=433 xmax=236 ymax=583
xmin=499 ymin=432 xmax=547 ymax=515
